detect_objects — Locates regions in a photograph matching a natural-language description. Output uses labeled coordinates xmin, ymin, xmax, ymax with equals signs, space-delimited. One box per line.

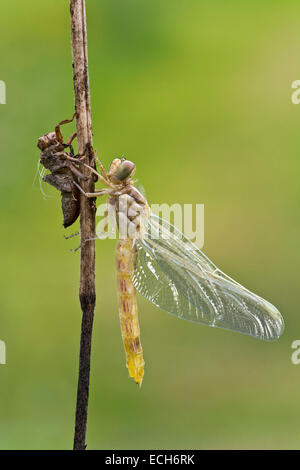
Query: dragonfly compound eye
xmin=116 ymin=160 xmax=135 ymax=181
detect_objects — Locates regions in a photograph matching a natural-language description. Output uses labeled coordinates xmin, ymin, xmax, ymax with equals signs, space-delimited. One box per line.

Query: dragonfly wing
xmin=133 ymin=214 xmax=284 ymax=341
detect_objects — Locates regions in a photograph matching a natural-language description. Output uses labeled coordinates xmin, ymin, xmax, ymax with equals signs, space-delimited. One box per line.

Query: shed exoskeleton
xmin=38 ymin=115 xmax=88 ymax=228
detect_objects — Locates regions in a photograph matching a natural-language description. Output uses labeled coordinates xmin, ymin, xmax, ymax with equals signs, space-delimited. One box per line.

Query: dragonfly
xmin=74 ymin=157 xmax=284 ymax=386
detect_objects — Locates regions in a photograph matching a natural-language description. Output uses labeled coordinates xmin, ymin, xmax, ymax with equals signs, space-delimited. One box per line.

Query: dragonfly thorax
xmin=109 ymin=187 xmax=150 ymax=239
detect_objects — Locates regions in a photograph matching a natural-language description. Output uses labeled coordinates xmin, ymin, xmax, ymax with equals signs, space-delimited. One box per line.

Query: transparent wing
xmin=133 ymin=214 xmax=284 ymax=341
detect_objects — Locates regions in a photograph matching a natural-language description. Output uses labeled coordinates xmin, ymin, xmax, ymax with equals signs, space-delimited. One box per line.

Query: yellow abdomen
xmin=116 ymin=239 xmax=144 ymax=386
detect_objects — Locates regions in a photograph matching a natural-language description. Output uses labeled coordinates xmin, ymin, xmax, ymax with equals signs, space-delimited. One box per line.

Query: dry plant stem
xmin=70 ymin=0 xmax=96 ymax=450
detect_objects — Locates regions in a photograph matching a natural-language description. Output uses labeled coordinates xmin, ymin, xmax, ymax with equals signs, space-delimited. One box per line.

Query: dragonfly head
xmin=37 ymin=132 xmax=59 ymax=151
xmin=108 ymin=158 xmax=135 ymax=184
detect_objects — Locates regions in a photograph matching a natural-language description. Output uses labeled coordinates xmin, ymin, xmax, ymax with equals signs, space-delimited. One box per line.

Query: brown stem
xmin=70 ymin=0 xmax=96 ymax=450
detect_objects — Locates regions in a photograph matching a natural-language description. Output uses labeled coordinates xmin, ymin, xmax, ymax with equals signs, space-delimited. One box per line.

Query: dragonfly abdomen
xmin=116 ymin=239 xmax=144 ymax=386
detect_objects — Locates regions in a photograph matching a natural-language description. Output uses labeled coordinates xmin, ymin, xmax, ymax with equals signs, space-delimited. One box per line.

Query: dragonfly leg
xmin=70 ymin=226 xmax=112 ymax=252
xmin=64 ymin=133 xmax=77 ymax=157
xmin=70 ymin=233 xmax=101 ymax=252
xmin=64 ymin=232 xmax=80 ymax=240
xmin=76 ymin=206 xmax=111 ymax=246
xmin=69 ymin=164 xmax=88 ymax=181
xmin=73 ymin=181 xmax=109 ymax=198
xmin=65 ymin=132 xmax=77 ymax=147
xmin=67 ymin=158 xmax=109 ymax=186
xmin=71 ymin=243 xmax=82 ymax=253
xmin=65 ymin=155 xmax=85 ymax=164
xmin=80 ymin=232 xmax=110 ymax=245
xmin=94 ymin=151 xmax=108 ymax=180
xmin=82 ymin=163 xmax=109 ymax=185
xmin=55 ymin=113 xmax=76 ymax=144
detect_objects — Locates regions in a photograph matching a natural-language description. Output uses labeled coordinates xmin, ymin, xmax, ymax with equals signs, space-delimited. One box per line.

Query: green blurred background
xmin=0 ymin=0 xmax=299 ymax=450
